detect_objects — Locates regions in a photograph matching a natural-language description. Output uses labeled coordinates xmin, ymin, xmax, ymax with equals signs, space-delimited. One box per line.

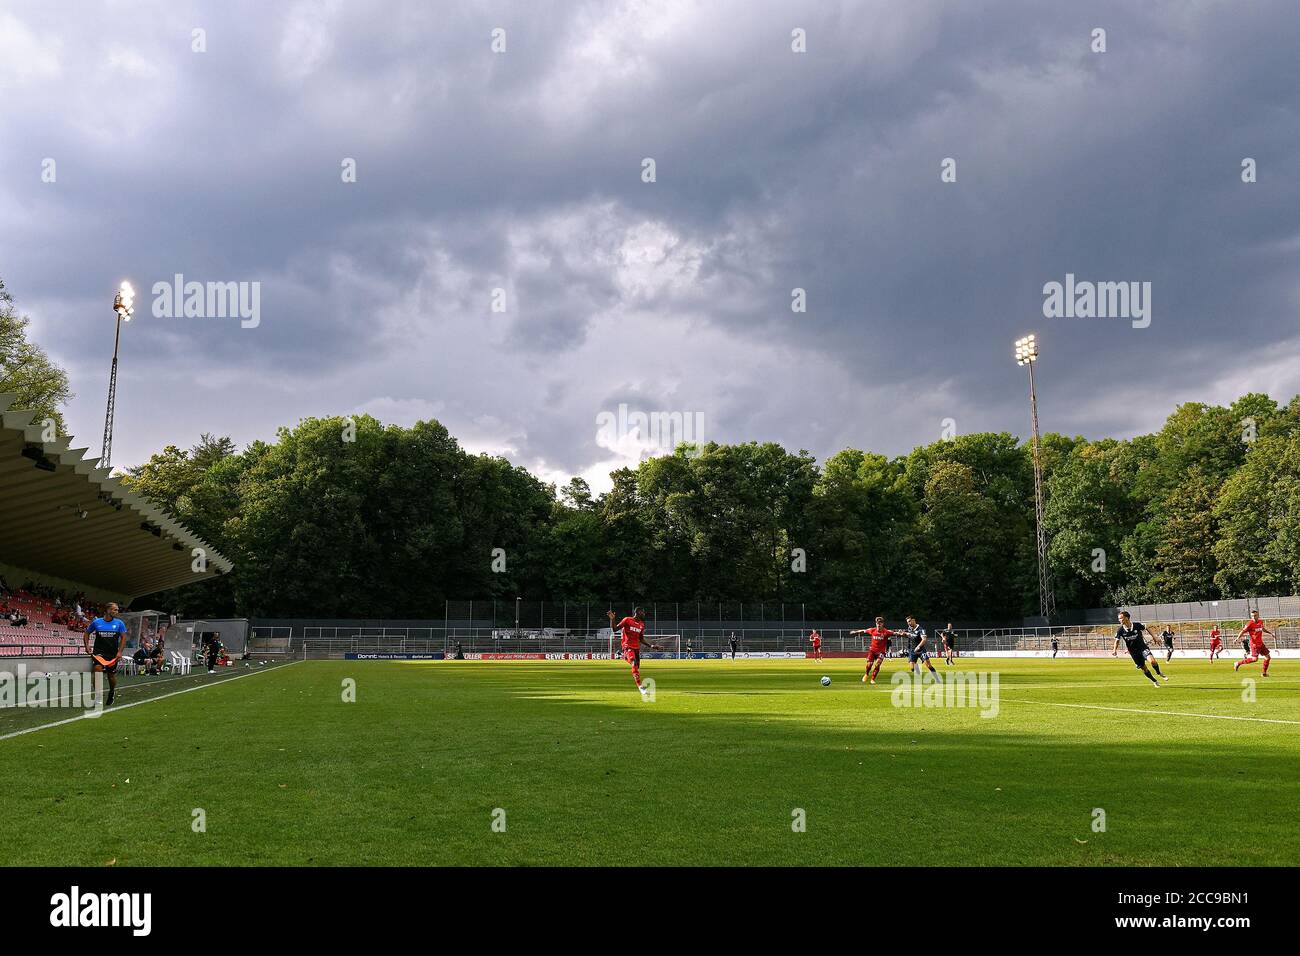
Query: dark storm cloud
xmin=1 ymin=0 xmax=1297 ymax=481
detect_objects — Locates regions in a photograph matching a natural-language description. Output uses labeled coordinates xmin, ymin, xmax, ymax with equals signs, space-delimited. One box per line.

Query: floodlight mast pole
xmin=102 ymin=283 xmax=134 ymax=469
xmin=1016 ymin=334 xmax=1056 ymax=623
xmin=101 ymin=315 xmax=122 ymax=467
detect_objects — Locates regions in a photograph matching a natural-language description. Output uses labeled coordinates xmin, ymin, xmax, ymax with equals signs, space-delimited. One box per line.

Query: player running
xmin=1159 ymin=625 xmax=1175 ymax=663
xmin=1051 ymin=637 xmax=1060 ymax=658
xmin=607 ymin=608 xmax=665 ymax=699
xmin=1234 ymin=611 xmax=1275 ymax=677
xmin=808 ymin=630 xmax=823 ymax=661
xmin=850 ymin=616 xmax=896 ymax=685
xmin=1112 ymin=611 xmax=1169 ymax=687
xmin=1208 ymin=626 xmax=1223 ymax=662
xmin=937 ymin=622 xmax=957 ymax=665
xmin=84 ymin=602 xmax=128 ymax=707
xmin=902 ymin=617 xmax=941 ymax=683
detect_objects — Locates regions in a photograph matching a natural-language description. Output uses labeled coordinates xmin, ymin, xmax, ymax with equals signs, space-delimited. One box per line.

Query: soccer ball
xmin=820 ymin=676 xmax=831 ymax=686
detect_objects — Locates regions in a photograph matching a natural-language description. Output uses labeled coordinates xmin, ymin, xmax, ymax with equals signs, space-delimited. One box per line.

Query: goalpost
xmin=648 ymin=634 xmax=682 ymax=659
xmin=604 ymin=630 xmax=683 ymax=659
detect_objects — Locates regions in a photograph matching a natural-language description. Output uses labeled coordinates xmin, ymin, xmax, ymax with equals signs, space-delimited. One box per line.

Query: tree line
xmin=121 ymin=394 xmax=1300 ymax=622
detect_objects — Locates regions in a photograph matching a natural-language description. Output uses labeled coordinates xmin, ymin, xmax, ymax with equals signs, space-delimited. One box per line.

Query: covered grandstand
xmin=0 ymin=391 xmax=232 ymax=659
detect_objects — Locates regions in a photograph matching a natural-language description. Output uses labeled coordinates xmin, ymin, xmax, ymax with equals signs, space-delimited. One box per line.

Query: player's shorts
xmin=866 ymin=642 xmax=887 ymax=663
xmin=90 ymin=652 xmax=119 ymax=675
xmin=1250 ymin=642 xmax=1270 ymax=656
xmin=909 ymin=648 xmax=930 ymax=663
xmin=1126 ymin=644 xmax=1153 ymax=667
xmin=1210 ymin=639 xmax=1222 ymax=648
xmin=622 ymin=647 xmax=641 ymax=667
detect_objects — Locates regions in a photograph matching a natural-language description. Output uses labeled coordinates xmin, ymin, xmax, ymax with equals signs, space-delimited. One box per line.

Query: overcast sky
xmin=3 ymin=0 xmax=1298 ymax=491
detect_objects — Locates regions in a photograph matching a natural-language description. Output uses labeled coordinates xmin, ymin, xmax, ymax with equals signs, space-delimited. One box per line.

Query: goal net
xmin=604 ymin=631 xmax=683 ymax=659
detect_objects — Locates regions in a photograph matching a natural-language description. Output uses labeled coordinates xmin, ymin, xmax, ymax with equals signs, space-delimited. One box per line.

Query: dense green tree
xmin=122 ymin=435 xmax=245 ymax=616
xmin=112 ymin=390 xmax=1300 ymax=621
xmin=1214 ymin=433 xmax=1300 ymax=596
xmin=0 ymin=277 xmax=72 ymax=434
xmin=1045 ymin=439 xmax=1144 ymax=609
xmin=807 ymin=449 xmax=919 ymax=618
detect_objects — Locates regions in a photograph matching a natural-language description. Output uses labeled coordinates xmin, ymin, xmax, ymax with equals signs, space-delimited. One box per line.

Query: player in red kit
xmin=850 ymin=616 xmax=896 ymax=685
xmin=607 ymin=607 xmax=664 ymax=699
xmin=1234 ymin=611 xmax=1275 ymax=676
xmin=1208 ymin=626 xmax=1223 ymax=662
xmin=808 ymin=630 xmax=823 ymax=661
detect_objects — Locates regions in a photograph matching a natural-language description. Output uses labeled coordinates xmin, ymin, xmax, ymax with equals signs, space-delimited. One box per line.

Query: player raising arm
xmin=1234 ymin=611 xmax=1275 ymax=677
xmin=84 ymin=602 xmax=129 ymax=707
xmin=1112 ymin=611 xmax=1168 ymax=687
xmin=850 ymin=616 xmax=895 ymax=685
xmin=607 ymin=607 xmax=664 ymax=699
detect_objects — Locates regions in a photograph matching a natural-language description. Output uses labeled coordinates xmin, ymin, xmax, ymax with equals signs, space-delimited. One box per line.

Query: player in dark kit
xmin=1112 ymin=611 xmax=1168 ymax=686
xmin=902 ymin=616 xmax=941 ymax=683
xmin=84 ymin=602 xmax=129 ymax=706
xmin=607 ymin=607 xmax=664 ymax=698
xmin=1159 ymin=625 xmax=1175 ymax=663
xmin=1051 ymin=637 xmax=1059 ymax=658
xmin=938 ymin=623 xmax=957 ymax=665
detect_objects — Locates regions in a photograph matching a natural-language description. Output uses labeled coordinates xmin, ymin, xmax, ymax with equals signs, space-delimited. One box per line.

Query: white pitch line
xmin=998 ymin=696 xmax=1300 ymax=726
xmin=0 ymin=661 xmax=301 ymax=741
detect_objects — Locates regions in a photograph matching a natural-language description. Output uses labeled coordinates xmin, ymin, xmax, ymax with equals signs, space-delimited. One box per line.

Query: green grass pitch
xmin=1 ymin=657 xmax=1294 ymax=866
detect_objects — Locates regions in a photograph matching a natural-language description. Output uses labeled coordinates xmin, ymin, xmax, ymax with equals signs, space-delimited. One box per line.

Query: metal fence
xmin=1073 ymin=595 xmax=1300 ymax=625
xmin=289 ymin=618 xmax=1300 ymax=659
xmin=438 ymin=600 xmax=832 ymax=632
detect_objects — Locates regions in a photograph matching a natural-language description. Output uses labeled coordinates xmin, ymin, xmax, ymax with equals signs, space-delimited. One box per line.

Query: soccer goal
xmin=604 ymin=631 xmax=682 ymax=659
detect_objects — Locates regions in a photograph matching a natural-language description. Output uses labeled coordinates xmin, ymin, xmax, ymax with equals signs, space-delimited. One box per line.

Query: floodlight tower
xmin=101 ymin=281 xmax=134 ymax=468
xmin=1015 ymin=334 xmax=1056 ymax=622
